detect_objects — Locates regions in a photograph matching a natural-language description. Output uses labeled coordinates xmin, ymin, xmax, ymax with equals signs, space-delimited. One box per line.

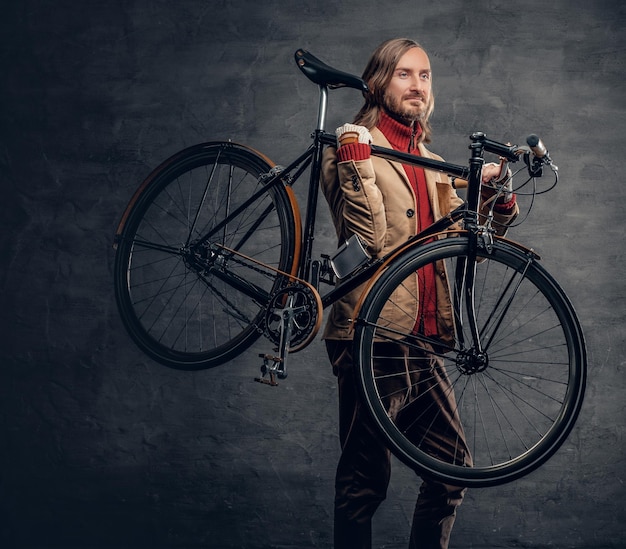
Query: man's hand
xmin=481 ymin=161 xmax=513 ymax=203
xmin=335 ymin=124 xmax=373 ymax=147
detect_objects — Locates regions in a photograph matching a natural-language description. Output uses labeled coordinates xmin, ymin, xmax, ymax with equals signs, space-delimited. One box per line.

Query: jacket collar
xmin=370 ymin=127 xmax=439 ymax=206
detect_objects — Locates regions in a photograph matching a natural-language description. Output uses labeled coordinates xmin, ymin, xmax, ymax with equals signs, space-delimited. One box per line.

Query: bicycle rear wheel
xmin=114 ymin=142 xmax=299 ymax=369
xmin=353 ymin=236 xmax=586 ymax=487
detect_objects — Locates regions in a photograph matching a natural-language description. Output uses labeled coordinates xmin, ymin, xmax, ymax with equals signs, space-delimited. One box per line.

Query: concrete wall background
xmin=1 ymin=0 xmax=625 ymax=547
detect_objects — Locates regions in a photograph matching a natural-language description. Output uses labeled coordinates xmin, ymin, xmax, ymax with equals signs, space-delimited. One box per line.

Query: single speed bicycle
xmin=113 ymin=49 xmax=586 ymax=487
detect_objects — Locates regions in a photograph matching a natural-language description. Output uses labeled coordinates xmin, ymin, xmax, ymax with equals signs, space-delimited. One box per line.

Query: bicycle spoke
xmin=185 ymin=148 xmax=222 ymax=246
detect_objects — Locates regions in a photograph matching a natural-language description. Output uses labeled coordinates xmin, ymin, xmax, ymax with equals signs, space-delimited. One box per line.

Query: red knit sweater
xmin=336 ymin=112 xmax=438 ymax=336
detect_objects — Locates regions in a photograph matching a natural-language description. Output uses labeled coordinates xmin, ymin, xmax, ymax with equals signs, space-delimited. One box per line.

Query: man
xmin=320 ymin=38 xmax=518 ymax=549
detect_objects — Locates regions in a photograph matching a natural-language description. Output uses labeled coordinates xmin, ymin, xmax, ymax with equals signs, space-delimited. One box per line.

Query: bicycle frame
xmin=191 ymin=126 xmax=523 ymax=306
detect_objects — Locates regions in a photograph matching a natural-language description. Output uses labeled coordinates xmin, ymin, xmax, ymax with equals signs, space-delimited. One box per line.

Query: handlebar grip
xmin=526 ymin=134 xmax=549 ymax=158
xmin=451 ymin=177 xmax=468 ymax=189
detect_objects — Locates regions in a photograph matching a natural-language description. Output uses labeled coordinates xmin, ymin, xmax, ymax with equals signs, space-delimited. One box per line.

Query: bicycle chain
xmin=198 ymin=270 xmax=254 ymax=331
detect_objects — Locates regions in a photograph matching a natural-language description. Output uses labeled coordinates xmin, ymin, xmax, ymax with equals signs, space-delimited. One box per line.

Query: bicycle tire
xmin=114 ymin=142 xmax=299 ymax=370
xmin=353 ymin=236 xmax=586 ymax=487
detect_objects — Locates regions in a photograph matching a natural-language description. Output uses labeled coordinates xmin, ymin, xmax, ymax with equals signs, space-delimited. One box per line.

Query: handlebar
xmin=470 ymin=132 xmax=526 ymax=161
xmin=453 ymin=132 xmax=556 ymax=187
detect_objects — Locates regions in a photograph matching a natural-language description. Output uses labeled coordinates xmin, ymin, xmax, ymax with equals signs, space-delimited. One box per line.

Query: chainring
xmin=264 ymin=281 xmax=322 ymax=353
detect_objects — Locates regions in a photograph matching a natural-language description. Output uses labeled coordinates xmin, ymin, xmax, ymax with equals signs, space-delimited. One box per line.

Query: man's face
xmin=383 ymin=47 xmax=432 ymax=124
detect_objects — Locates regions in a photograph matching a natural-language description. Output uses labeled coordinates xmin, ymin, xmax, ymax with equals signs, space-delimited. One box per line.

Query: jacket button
xmin=406 ymin=208 xmax=415 ymax=217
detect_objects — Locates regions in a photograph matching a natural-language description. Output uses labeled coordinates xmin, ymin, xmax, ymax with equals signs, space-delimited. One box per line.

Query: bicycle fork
xmin=453 ymin=234 xmax=489 ymax=374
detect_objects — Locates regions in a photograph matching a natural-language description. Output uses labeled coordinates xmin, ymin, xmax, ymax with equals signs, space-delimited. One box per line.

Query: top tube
xmin=318 ymin=131 xmax=471 ymax=180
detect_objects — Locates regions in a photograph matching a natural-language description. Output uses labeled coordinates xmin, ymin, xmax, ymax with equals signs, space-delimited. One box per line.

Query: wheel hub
xmin=184 ymin=241 xmax=221 ymax=273
xmin=456 ymin=348 xmax=489 ymax=375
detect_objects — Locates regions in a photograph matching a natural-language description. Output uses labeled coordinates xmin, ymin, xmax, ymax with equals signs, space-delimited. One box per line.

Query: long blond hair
xmin=354 ymin=38 xmax=434 ymax=143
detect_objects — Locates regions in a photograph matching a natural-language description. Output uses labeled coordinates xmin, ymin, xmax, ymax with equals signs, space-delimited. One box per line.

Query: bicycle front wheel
xmin=353 ymin=236 xmax=586 ymax=487
xmin=114 ymin=142 xmax=299 ymax=369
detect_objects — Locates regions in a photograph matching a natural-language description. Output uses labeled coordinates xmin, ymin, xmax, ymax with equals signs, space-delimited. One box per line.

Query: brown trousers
xmin=326 ymin=339 xmax=471 ymax=549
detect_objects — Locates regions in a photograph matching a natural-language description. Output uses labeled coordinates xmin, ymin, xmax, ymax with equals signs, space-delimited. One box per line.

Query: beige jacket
xmin=320 ymin=127 xmax=518 ymax=341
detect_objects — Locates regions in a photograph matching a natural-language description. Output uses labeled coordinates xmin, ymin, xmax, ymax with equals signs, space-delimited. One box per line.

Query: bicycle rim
xmin=354 ymin=237 xmax=586 ymax=487
xmin=114 ymin=142 xmax=298 ymax=369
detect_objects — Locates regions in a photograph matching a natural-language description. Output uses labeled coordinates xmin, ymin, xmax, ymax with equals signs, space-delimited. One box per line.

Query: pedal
xmin=254 ymin=373 xmax=278 ymax=386
xmin=254 ymin=354 xmax=283 ymax=386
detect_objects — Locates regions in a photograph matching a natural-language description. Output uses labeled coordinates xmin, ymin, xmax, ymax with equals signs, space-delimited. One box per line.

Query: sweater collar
xmin=377 ymin=110 xmax=422 ymax=153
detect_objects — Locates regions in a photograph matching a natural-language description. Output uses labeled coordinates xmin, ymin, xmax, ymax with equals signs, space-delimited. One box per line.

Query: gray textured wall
xmin=1 ymin=1 xmax=625 ymax=548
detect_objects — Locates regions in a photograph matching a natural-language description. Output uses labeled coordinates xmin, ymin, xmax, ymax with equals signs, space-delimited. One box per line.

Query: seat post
xmin=316 ymin=85 xmax=329 ymax=131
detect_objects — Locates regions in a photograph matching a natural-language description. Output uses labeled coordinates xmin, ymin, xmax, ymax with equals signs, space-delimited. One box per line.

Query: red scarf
xmin=378 ymin=112 xmax=438 ymax=337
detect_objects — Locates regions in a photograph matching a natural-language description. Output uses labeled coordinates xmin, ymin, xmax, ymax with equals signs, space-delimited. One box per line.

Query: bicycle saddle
xmin=295 ymin=49 xmax=368 ymax=92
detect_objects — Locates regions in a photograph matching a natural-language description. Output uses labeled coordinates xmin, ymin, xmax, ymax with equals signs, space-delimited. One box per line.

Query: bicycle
xmin=113 ymin=49 xmax=586 ymax=488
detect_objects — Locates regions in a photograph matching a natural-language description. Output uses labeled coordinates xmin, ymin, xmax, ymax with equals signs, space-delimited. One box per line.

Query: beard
xmin=382 ymin=91 xmax=428 ymax=125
